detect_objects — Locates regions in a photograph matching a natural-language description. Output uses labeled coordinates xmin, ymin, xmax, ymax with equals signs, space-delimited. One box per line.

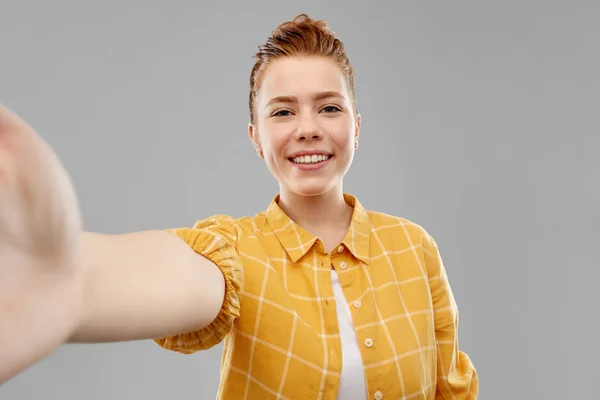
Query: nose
xmin=294 ymin=115 xmax=322 ymax=142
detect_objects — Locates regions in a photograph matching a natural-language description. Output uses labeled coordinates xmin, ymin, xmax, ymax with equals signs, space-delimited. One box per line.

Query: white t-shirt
xmin=331 ymin=270 xmax=368 ymax=399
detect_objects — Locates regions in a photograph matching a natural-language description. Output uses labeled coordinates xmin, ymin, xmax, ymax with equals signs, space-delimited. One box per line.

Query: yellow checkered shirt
xmin=154 ymin=194 xmax=478 ymax=399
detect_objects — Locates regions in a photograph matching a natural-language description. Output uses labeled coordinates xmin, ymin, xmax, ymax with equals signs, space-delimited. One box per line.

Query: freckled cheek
xmin=264 ymin=137 xmax=290 ymax=163
xmin=331 ymin=132 xmax=354 ymax=151
xmin=325 ymin=120 xmax=354 ymax=145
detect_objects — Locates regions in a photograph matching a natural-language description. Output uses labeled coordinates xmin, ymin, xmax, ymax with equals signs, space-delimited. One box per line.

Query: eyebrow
xmin=265 ymin=91 xmax=345 ymax=108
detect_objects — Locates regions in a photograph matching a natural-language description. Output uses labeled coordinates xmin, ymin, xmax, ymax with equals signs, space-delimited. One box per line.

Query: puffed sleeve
xmin=153 ymin=215 xmax=244 ymax=354
xmin=422 ymin=232 xmax=479 ymax=399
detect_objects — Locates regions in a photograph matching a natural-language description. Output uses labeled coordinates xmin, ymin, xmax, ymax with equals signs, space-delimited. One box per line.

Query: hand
xmin=0 ymin=105 xmax=84 ymax=381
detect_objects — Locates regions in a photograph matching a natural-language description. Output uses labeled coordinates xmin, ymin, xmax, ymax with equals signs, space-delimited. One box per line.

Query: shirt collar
xmin=265 ymin=193 xmax=371 ymax=264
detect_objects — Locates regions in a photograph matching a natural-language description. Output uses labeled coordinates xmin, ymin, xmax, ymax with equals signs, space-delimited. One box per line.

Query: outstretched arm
xmin=0 ymin=105 xmax=228 ymax=382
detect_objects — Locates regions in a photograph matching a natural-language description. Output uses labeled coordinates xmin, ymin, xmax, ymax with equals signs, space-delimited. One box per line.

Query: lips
xmin=290 ymin=154 xmax=332 ymax=164
xmin=287 ymin=149 xmax=333 ymax=164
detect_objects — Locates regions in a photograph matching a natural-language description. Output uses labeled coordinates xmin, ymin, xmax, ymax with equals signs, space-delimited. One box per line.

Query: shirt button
xmin=339 ymin=262 xmax=347 ymax=270
xmin=330 ymin=347 xmax=337 ymax=355
xmin=364 ymin=338 xmax=373 ymax=348
xmin=353 ymin=300 xmax=362 ymax=308
xmin=337 ymin=245 xmax=344 ymax=253
xmin=374 ymin=391 xmax=383 ymax=399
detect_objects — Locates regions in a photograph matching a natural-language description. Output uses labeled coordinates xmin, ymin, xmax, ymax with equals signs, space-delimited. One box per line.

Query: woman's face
xmin=249 ymin=56 xmax=360 ymax=198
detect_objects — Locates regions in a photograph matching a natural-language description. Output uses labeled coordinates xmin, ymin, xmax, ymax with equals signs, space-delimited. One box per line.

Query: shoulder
xmin=188 ymin=211 xmax=267 ymax=241
xmin=366 ymin=209 xmax=432 ymax=242
xmin=364 ymin=209 xmax=441 ymax=274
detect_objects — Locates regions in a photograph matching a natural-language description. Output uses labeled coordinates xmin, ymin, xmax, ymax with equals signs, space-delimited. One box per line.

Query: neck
xmin=277 ymin=185 xmax=353 ymax=235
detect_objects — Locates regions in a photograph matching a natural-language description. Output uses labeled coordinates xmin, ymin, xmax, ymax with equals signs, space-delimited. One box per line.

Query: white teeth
xmin=291 ymin=154 xmax=331 ymax=164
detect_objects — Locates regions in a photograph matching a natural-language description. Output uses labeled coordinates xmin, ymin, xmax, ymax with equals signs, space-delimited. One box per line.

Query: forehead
xmin=257 ymin=56 xmax=349 ymax=102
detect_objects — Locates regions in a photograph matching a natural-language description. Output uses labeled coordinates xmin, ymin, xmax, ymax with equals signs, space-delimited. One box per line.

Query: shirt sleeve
xmin=422 ymin=232 xmax=479 ymax=399
xmin=153 ymin=215 xmax=244 ymax=354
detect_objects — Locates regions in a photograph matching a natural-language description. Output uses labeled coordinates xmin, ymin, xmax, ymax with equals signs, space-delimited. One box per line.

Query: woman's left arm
xmin=422 ymin=232 xmax=479 ymax=399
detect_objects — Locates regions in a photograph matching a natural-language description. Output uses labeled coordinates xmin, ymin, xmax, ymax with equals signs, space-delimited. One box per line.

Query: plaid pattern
xmin=154 ymin=194 xmax=478 ymax=399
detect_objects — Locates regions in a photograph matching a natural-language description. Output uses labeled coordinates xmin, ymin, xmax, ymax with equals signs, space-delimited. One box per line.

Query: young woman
xmin=0 ymin=14 xmax=477 ymax=400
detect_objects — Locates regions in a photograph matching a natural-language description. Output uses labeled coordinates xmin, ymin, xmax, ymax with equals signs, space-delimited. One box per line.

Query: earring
xmin=354 ymin=140 xmax=359 ymax=149
xmin=257 ymin=149 xmax=263 ymax=158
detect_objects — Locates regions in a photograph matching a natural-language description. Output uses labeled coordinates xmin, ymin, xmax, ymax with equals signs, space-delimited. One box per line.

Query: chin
xmin=286 ymin=177 xmax=340 ymax=197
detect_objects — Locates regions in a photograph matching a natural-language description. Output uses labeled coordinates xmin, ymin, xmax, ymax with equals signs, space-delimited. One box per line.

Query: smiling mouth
xmin=289 ymin=154 xmax=332 ymax=164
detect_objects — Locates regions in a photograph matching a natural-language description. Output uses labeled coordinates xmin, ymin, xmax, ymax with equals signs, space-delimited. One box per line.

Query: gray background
xmin=1 ymin=1 xmax=598 ymax=399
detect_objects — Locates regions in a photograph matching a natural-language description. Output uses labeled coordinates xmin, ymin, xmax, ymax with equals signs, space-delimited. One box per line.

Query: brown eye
xmin=272 ymin=109 xmax=292 ymax=117
xmin=321 ymin=106 xmax=341 ymax=113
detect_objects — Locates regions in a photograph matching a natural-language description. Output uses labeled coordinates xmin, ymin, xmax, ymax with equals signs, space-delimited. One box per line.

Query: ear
xmin=248 ymin=123 xmax=263 ymax=157
xmin=354 ymin=113 xmax=362 ymax=144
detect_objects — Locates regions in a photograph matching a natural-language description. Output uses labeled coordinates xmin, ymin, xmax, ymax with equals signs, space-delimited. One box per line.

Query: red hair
xmin=249 ymin=14 xmax=357 ymax=124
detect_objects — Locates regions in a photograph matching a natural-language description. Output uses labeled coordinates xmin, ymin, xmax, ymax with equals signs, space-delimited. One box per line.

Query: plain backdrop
xmin=1 ymin=1 xmax=598 ymax=399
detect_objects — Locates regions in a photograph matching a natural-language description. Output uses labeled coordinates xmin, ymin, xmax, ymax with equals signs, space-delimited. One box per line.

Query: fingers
xmin=0 ymin=103 xmax=82 ymax=243
xmin=0 ymin=106 xmax=19 ymax=185
xmin=0 ymin=104 xmax=57 ymax=173
xmin=0 ymin=105 xmax=33 ymax=185
xmin=0 ymin=105 xmax=41 ymax=170
xmin=0 ymin=104 xmax=34 ymax=138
